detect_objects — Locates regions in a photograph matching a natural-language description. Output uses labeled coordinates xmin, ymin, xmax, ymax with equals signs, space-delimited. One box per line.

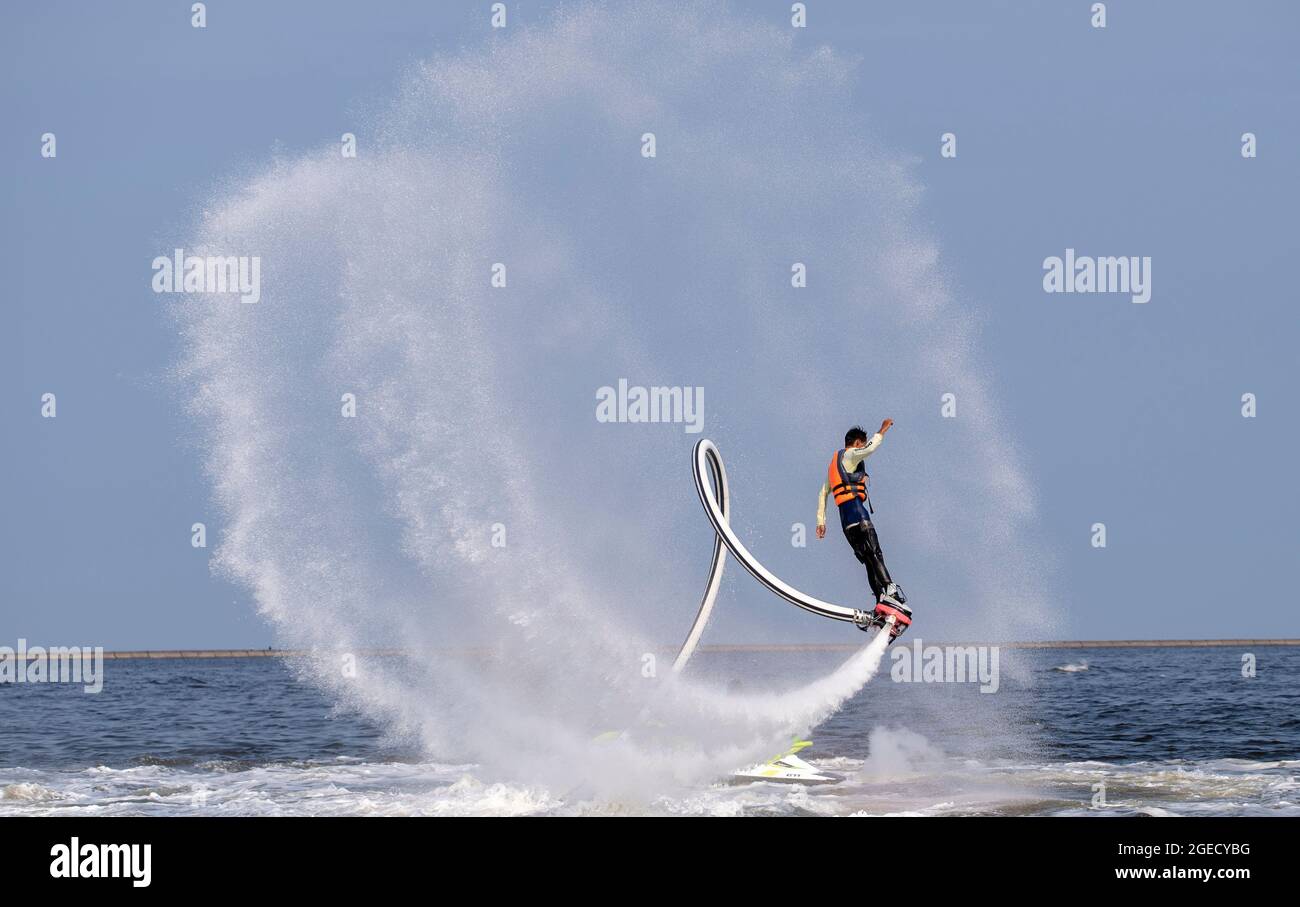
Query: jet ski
xmin=731 ymin=739 xmax=843 ymax=785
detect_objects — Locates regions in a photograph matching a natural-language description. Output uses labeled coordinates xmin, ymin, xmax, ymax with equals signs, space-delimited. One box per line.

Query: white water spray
xmin=172 ymin=1 xmax=1052 ymax=799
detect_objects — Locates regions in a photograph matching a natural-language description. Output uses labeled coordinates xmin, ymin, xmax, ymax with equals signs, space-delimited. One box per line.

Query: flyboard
xmin=675 ymin=439 xmax=913 ymax=784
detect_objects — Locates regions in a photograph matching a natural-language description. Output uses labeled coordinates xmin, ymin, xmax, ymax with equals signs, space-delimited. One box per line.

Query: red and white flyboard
xmin=858 ymin=598 xmax=912 ymax=641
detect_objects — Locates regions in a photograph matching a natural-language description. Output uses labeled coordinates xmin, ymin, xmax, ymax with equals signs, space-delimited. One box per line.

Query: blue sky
xmin=3 ymin=1 xmax=1298 ymax=649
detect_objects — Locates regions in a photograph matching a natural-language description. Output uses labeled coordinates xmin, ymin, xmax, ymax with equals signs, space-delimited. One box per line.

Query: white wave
xmin=1 ymin=782 xmax=60 ymax=802
xmin=3 ymin=749 xmax=1297 ymax=816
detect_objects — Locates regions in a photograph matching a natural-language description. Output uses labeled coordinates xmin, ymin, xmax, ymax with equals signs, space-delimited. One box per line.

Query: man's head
xmin=844 ymin=425 xmax=869 ymax=448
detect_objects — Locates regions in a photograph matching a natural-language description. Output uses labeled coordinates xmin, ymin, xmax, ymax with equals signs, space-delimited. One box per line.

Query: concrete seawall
xmin=18 ymin=639 xmax=1299 ymax=660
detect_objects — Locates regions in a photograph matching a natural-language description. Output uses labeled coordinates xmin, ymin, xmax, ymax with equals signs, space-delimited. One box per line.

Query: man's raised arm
xmin=843 ymin=418 xmax=893 ymax=469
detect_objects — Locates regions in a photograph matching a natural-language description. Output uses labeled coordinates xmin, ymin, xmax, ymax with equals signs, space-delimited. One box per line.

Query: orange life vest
xmin=828 ymin=448 xmax=869 ymax=507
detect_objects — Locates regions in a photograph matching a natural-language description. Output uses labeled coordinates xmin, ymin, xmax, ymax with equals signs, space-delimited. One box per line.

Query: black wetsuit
xmin=844 ymin=521 xmax=894 ymax=603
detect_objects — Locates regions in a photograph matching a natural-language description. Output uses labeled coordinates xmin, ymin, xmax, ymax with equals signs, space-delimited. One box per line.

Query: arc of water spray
xmin=673 ymin=439 xmax=874 ymax=673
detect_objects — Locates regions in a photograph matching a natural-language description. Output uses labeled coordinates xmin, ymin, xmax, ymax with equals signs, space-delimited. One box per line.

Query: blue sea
xmin=2 ymin=646 xmax=1296 ymax=816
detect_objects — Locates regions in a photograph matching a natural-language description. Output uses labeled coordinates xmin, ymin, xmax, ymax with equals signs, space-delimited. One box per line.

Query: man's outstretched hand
xmin=816 ymin=524 xmax=826 ymax=539
xmin=879 ymin=418 xmax=894 ymax=434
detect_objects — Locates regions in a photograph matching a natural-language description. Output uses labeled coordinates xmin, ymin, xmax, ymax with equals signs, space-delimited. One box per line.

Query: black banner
xmin=3 ymin=817 xmax=1284 ymax=892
